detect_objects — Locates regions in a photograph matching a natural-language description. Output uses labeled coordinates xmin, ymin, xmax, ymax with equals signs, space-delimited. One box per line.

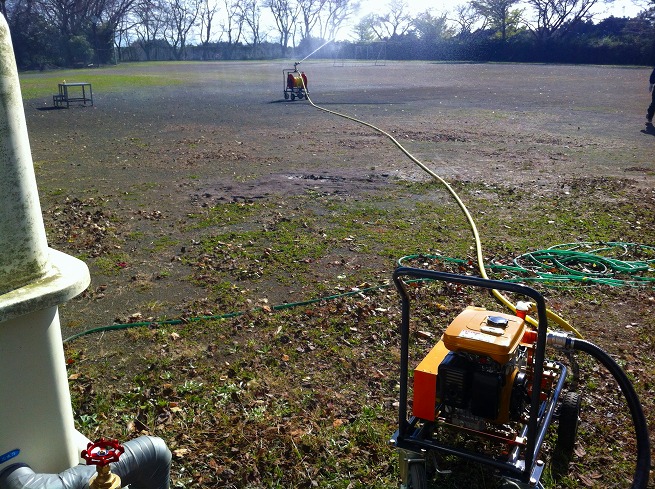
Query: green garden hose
xmin=400 ymin=242 xmax=655 ymax=288
xmin=63 ymin=242 xmax=655 ymax=344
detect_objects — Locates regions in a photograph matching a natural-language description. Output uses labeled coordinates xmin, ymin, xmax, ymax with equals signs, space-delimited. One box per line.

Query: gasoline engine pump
xmin=412 ymin=306 xmax=543 ymax=433
xmin=391 ymin=267 xmax=651 ymax=489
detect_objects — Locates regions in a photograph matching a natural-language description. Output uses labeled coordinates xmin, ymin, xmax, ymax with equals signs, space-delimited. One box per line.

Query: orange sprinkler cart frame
xmin=283 ymin=63 xmax=308 ymax=101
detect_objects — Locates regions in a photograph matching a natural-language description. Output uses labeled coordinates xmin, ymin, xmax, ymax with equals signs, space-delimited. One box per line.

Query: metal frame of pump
xmin=390 ymin=267 xmax=568 ymax=488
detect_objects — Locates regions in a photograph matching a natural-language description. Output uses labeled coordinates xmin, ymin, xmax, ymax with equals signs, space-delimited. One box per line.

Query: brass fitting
xmin=89 ymin=464 xmax=122 ymax=489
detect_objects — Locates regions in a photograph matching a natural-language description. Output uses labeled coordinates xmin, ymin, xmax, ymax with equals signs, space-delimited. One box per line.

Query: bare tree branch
xmin=162 ymin=0 xmax=201 ymax=59
xmin=525 ymin=0 xmax=604 ymax=39
xmin=265 ymin=0 xmax=300 ymax=55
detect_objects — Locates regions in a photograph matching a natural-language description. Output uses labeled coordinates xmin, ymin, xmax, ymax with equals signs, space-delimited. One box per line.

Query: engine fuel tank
xmin=442 ymin=306 xmax=525 ymax=365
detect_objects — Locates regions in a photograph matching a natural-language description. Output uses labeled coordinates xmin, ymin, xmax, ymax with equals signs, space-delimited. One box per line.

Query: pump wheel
xmin=556 ymin=391 xmax=582 ymax=455
xmin=407 ymin=462 xmax=428 ymax=489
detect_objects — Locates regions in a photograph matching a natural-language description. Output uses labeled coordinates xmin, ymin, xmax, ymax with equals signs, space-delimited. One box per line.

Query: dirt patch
xmin=195 ymin=170 xmax=396 ymax=204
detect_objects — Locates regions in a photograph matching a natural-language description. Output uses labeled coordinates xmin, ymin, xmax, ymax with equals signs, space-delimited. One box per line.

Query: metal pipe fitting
xmin=0 ymin=436 xmax=172 ymax=489
xmin=546 ymin=331 xmax=573 ymax=350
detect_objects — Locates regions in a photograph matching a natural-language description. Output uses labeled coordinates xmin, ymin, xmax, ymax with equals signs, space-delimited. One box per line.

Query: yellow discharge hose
xmin=299 ymin=77 xmax=583 ymax=338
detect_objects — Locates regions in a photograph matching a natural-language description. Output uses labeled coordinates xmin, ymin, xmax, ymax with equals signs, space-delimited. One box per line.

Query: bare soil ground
xmin=21 ymin=61 xmax=655 ymax=488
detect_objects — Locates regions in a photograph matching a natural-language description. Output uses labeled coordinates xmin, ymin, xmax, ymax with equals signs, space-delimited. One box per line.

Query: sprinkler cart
xmin=283 ymin=62 xmax=308 ymax=101
xmin=390 ymin=267 xmax=650 ymax=489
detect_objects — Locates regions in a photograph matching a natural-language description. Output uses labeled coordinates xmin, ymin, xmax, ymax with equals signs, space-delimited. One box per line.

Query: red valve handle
xmin=81 ymin=438 xmax=124 ymax=467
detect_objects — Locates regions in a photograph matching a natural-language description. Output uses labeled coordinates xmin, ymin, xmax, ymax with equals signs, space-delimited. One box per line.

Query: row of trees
xmin=4 ymin=0 xmax=358 ymax=67
xmin=3 ymin=0 xmax=655 ymax=69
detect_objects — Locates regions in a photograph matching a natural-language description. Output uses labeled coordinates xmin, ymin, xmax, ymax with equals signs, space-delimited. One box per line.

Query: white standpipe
xmin=0 ymin=15 xmax=91 ymax=474
xmin=0 ymin=18 xmax=172 ymax=489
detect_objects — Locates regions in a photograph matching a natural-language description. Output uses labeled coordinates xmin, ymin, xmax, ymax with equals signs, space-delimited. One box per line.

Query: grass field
xmin=16 ymin=61 xmax=655 ymax=488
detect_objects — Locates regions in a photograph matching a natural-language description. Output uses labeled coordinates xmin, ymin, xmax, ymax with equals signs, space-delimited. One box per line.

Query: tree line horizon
xmin=4 ymin=0 xmax=655 ymax=70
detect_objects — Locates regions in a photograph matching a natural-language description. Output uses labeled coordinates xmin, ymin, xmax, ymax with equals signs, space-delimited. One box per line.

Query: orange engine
xmin=413 ymin=307 xmax=538 ymax=429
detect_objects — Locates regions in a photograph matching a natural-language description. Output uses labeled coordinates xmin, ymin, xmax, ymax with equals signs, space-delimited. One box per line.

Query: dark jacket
xmin=650 ymin=68 xmax=655 ymax=84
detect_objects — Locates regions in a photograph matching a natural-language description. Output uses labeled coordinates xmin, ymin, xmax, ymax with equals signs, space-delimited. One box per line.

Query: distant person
xmin=647 ymin=67 xmax=655 ymax=125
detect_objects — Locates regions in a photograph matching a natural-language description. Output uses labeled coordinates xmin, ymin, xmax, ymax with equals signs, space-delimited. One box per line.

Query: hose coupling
xmin=546 ymin=331 xmax=574 ymax=350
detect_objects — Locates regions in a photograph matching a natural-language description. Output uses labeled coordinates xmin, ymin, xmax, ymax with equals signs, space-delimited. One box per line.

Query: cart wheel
xmin=298 ymin=92 xmax=304 ymax=100
xmin=284 ymin=92 xmax=289 ymax=100
xmin=553 ymin=391 xmax=581 ymax=476
xmin=291 ymin=93 xmax=296 ymax=101
xmin=407 ymin=462 xmax=428 ymax=489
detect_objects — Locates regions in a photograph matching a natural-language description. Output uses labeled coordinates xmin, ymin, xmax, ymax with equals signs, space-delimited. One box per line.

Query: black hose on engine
xmin=550 ymin=333 xmax=651 ymax=489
